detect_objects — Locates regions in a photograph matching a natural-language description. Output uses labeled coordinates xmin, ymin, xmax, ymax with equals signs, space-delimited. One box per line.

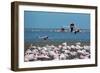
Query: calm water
xmin=24 ymin=29 xmax=90 ymax=43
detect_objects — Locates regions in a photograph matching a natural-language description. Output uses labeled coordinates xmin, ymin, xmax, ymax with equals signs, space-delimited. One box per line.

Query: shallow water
xmin=24 ymin=29 xmax=90 ymax=43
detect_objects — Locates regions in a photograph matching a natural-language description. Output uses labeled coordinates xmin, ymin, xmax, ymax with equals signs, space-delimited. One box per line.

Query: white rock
xmin=62 ymin=42 xmax=67 ymax=46
xmin=59 ymin=53 xmax=66 ymax=60
xmin=71 ymin=45 xmax=75 ymax=48
xmin=25 ymin=49 xmax=32 ymax=55
xmin=67 ymin=46 xmax=71 ymax=50
xmin=76 ymin=42 xmax=81 ymax=45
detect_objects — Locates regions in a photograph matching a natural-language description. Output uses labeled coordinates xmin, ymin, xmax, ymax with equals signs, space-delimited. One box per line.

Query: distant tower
xmin=70 ymin=23 xmax=75 ymax=32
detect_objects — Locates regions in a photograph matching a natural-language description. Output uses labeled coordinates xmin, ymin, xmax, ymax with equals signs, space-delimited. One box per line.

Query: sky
xmin=24 ymin=11 xmax=90 ymax=29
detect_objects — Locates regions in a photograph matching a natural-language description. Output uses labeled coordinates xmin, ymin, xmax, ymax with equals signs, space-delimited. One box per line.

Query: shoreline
xmin=24 ymin=40 xmax=90 ymax=51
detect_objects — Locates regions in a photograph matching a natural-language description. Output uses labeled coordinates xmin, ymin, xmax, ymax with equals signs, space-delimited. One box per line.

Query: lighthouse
xmin=70 ymin=23 xmax=75 ymax=32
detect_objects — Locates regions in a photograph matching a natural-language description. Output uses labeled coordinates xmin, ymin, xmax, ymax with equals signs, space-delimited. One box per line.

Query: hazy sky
xmin=24 ymin=11 xmax=90 ymax=29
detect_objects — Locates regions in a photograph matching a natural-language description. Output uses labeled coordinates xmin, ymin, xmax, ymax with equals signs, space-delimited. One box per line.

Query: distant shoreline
xmin=25 ymin=28 xmax=90 ymax=32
